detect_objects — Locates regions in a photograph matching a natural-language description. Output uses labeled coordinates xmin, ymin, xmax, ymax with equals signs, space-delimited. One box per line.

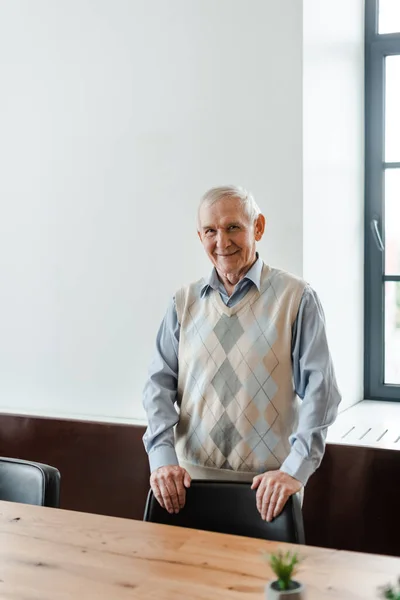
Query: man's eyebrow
xmin=202 ymin=221 xmax=243 ymax=230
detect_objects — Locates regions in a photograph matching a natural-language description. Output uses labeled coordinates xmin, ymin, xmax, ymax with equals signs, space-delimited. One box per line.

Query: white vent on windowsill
xmin=326 ymin=402 xmax=400 ymax=450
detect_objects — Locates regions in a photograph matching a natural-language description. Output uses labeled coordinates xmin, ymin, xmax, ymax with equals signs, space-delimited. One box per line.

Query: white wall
xmin=303 ymin=0 xmax=364 ymax=411
xmin=0 ymin=0 xmax=303 ymax=421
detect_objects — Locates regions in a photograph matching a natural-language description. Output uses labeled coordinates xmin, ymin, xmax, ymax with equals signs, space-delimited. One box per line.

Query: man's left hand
xmin=251 ymin=470 xmax=302 ymax=522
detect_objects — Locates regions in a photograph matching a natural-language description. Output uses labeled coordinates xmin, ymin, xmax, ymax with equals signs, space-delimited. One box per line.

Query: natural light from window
xmin=385 ymin=56 xmax=400 ymax=162
xmin=384 ymin=56 xmax=400 ymax=385
xmin=379 ymin=0 xmax=400 ymax=34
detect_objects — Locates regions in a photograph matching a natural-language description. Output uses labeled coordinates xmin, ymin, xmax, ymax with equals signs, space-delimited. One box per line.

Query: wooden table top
xmin=0 ymin=500 xmax=399 ymax=599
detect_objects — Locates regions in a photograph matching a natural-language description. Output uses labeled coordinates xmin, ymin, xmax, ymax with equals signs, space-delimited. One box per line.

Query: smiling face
xmin=197 ymin=196 xmax=265 ymax=284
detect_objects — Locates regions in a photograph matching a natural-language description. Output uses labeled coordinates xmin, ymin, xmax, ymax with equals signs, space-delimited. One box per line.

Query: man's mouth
xmin=216 ymin=251 xmax=239 ymax=257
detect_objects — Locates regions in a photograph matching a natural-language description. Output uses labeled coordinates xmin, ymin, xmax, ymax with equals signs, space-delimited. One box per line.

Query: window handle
xmin=371 ymin=218 xmax=384 ymax=252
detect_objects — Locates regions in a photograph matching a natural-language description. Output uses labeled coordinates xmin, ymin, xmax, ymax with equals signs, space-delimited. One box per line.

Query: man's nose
xmin=216 ymin=230 xmax=230 ymax=249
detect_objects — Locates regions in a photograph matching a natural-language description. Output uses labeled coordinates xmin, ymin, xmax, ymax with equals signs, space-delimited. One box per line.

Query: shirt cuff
xmin=280 ymin=448 xmax=317 ymax=486
xmin=148 ymin=445 xmax=179 ymax=473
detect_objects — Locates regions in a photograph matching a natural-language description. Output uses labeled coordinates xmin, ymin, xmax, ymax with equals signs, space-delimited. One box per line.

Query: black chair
xmin=0 ymin=457 xmax=60 ymax=508
xmin=144 ymin=480 xmax=305 ymax=544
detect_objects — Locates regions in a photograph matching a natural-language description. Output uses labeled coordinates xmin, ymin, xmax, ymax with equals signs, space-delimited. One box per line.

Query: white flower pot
xmin=265 ymin=580 xmax=305 ymax=600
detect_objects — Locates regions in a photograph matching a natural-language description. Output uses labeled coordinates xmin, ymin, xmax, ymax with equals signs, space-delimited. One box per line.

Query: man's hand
xmin=150 ymin=465 xmax=191 ymax=514
xmin=251 ymin=470 xmax=302 ymax=522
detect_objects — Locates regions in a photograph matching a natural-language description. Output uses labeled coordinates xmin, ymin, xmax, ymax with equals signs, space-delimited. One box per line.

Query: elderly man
xmin=143 ymin=185 xmax=341 ymax=522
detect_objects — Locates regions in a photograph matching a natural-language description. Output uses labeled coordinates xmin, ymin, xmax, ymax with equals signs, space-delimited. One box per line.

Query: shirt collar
xmin=200 ymin=254 xmax=263 ymax=298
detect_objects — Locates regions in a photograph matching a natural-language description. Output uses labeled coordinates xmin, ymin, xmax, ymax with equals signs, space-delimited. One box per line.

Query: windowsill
xmin=0 ymin=405 xmax=148 ymax=427
xmin=327 ymin=400 xmax=400 ymax=450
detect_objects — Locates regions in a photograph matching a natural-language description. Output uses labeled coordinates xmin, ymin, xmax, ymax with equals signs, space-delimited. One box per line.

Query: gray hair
xmin=197 ymin=185 xmax=261 ymax=228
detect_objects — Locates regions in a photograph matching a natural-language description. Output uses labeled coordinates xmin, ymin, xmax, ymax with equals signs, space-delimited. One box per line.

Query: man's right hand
xmin=150 ymin=465 xmax=191 ymax=514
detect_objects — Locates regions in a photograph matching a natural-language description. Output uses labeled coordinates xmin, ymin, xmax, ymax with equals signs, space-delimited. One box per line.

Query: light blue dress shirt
xmin=143 ymin=257 xmax=341 ymax=486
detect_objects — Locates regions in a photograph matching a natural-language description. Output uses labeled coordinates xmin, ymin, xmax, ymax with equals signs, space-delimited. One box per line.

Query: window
xmin=365 ymin=0 xmax=400 ymax=400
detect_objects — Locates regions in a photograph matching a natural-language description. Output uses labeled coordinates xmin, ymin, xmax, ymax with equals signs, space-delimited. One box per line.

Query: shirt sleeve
xmin=142 ymin=297 xmax=181 ymax=472
xmin=280 ymin=286 xmax=341 ymax=486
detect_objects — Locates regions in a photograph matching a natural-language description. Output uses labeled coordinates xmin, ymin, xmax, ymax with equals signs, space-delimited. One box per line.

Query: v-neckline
xmin=211 ymin=284 xmax=260 ymax=317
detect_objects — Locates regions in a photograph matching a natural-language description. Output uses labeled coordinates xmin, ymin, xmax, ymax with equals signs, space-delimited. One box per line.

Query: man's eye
xmin=229 ymin=225 xmax=239 ymax=231
xmin=205 ymin=229 xmax=215 ymax=235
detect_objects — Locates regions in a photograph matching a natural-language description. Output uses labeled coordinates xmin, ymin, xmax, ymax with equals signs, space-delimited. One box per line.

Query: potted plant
xmin=380 ymin=579 xmax=400 ymax=599
xmin=265 ymin=550 xmax=304 ymax=599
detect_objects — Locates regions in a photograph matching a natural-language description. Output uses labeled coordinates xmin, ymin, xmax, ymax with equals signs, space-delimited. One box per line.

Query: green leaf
xmin=264 ymin=550 xmax=301 ymax=590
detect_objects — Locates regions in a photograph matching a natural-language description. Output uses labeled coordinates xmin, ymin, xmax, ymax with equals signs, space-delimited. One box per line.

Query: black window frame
xmin=365 ymin=0 xmax=400 ymax=401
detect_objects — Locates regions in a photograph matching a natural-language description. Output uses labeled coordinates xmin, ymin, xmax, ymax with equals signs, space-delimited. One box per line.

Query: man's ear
xmin=254 ymin=214 xmax=266 ymax=241
xmin=197 ymin=230 xmax=202 ymax=242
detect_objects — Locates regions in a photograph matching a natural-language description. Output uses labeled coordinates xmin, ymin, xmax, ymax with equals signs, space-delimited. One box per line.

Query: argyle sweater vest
xmin=174 ymin=264 xmax=306 ymax=474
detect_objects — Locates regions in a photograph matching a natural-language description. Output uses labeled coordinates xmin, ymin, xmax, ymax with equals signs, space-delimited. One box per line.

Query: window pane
xmin=385 ymin=56 xmax=400 ymax=162
xmin=385 ymin=282 xmax=400 ymax=384
xmin=379 ymin=0 xmax=400 ymax=33
xmin=385 ymin=169 xmax=400 ymax=274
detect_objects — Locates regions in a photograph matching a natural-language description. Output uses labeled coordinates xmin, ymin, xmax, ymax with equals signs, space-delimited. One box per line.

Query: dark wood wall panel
xmin=0 ymin=414 xmax=150 ymax=520
xmin=0 ymin=413 xmax=399 ymax=556
xmin=303 ymin=444 xmax=400 ymax=556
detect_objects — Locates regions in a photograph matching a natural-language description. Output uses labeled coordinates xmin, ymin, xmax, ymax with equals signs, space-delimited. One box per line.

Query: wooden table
xmin=0 ymin=500 xmax=399 ymax=599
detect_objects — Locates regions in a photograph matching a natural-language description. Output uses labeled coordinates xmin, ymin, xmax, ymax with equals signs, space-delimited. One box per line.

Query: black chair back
xmin=144 ymin=480 xmax=305 ymax=544
xmin=0 ymin=457 xmax=60 ymax=508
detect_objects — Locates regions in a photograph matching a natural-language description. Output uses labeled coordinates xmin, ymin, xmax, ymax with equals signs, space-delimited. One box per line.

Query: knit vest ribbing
xmin=175 ymin=264 xmax=306 ymax=474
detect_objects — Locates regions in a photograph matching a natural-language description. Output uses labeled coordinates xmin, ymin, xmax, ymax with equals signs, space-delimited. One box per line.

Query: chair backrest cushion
xmin=0 ymin=457 xmax=60 ymax=507
xmin=144 ymin=480 xmax=305 ymax=544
